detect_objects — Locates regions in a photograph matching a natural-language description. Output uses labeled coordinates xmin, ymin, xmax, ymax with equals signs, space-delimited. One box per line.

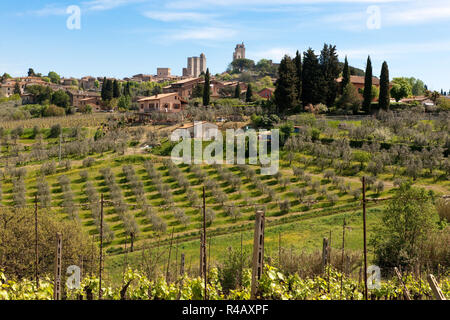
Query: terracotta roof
xmin=259 ymin=87 xmax=275 ymax=93
xmin=171 ymin=77 xmax=200 ymax=85
xmin=137 ymin=92 xmax=178 ymax=102
xmin=336 ymin=75 xmax=380 ymax=85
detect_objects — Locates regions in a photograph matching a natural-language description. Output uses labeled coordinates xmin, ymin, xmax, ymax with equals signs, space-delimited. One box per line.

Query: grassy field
xmin=104 ymin=205 xmax=384 ymax=284
xmin=0 ymin=113 xmax=448 ymax=284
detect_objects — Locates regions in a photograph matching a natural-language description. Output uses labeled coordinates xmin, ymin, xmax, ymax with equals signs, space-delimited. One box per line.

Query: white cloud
xmin=142 ymin=11 xmax=216 ymax=22
xmin=385 ymin=5 xmax=450 ymax=25
xmin=166 ymin=0 xmax=409 ymax=10
xmin=341 ymin=41 xmax=450 ymax=59
xmin=319 ymin=0 xmax=450 ymax=30
xmin=170 ymin=27 xmax=237 ymax=40
xmin=252 ymin=48 xmax=296 ymax=61
xmin=82 ymin=0 xmax=147 ymax=11
xmin=19 ymin=5 xmax=67 ymax=17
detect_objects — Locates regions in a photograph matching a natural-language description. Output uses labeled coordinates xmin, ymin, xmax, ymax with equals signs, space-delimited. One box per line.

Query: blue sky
xmin=1 ymin=0 xmax=449 ymax=90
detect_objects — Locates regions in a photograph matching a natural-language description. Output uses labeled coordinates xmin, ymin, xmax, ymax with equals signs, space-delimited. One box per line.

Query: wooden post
xmin=362 ymin=177 xmax=368 ymax=300
xmin=240 ymin=232 xmax=243 ymax=287
xmin=427 ymin=274 xmax=446 ymax=300
xmin=394 ymin=267 xmax=411 ymax=300
xmin=180 ymin=253 xmax=185 ymax=276
xmin=99 ymin=194 xmax=104 ymax=300
xmin=202 ymin=186 xmax=207 ymax=300
xmin=54 ymin=232 xmax=63 ymax=300
xmin=250 ymin=210 xmax=265 ymax=299
xmin=278 ymin=232 xmax=281 ymax=267
xmin=340 ymin=218 xmax=346 ymax=300
xmin=322 ymin=237 xmax=329 ymax=272
xmin=166 ymin=228 xmax=175 ymax=283
xmin=34 ymin=194 xmax=39 ymax=289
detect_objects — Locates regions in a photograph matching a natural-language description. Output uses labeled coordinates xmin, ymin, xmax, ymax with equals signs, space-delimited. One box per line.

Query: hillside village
xmin=2 ymin=42 xmax=448 ymax=124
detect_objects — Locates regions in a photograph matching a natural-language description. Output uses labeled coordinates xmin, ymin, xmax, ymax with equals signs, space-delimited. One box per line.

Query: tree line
xmin=274 ymin=44 xmax=393 ymax=115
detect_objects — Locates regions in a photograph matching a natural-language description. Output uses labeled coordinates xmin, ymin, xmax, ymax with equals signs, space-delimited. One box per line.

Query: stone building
xmin=233 ymin=42 xmax=246 ymax=61
xmin=137 ymin=92 xmax=184 ymax=113
xmin=183 ymin=53 xmax=206 ymax=78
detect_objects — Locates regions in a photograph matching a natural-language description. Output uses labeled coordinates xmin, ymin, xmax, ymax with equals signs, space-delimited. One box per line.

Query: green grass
xmin=104 ymin=205 xmax=384 ymax=284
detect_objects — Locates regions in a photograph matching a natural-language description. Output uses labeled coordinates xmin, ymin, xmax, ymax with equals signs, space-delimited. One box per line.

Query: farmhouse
xmin=79 ymin=96 xmax=102 ymax=112
xmin=210 ymin=80 xmax=247 ymax=98
xmin=68 ymin=90 xmax=102 ymax=108
xmin=336 ymin=75 xmax=381 ymax=91
xmin=163 ymin=78 xmax=202 ymax=100
xmin=137 ymin=92 xmax=184 ymax=113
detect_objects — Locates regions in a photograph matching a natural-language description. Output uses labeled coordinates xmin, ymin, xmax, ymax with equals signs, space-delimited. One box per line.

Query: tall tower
xmin=199 ymin=53 xmax=206 ymax=75
xmin=233 ymin=42 xmax=246 ymax=61
xmin=185 ymin=54 xmax=207 ymax=77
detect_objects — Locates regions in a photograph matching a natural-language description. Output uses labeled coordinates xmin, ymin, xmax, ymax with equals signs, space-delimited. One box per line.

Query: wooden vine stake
xmin=427 ymin=274 xmax=446 ymax=300
xmin=54 ymin=232 xmax=63 ymax=300
xmin=394 ymin=267 xmax=411 ymax=300
xmin=250 ymin=210 xmax=265 ymax=300
xmin=180 ymin=253 xmax=185 ymax=276
xmin=322 ymin=237 xmax=329 ymax=273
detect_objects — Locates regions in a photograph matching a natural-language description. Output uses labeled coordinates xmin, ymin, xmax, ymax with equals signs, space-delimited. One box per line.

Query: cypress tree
xmin=379 ymin=61 xmax=390 ymax=111
xmin=341 ymin=56 xmax=350 ymax=94
xmin=275 ymin=55 xmax=298 ymax=114
xmin=101 ymin=77 xmax=107 ymax=101
xmin=124 ymin=82 xmax=131 ymax=96
xmin=234 ymin=82 xmax=241 ymax=99
xmin=113 ymin=80 xmax=120 ymax=98
xmin=301 ymin=48 xmax=322 ymax=106
xmin=13 ymin=82 xmax=21 ymax=95
xmin=203 ymin=68 xmax=210 ymax=106
xmin=319 ymin=44 xmax=340 ymax=107
xmin=363 ymin=56 xmax=373 ymax=113
xmin=245 ymin=83 xmax=253 ymax=103
xmin=293 ymin=50 xmax=302 ymax=105
xmin=104 ymin=79 xmax=113 ymax=101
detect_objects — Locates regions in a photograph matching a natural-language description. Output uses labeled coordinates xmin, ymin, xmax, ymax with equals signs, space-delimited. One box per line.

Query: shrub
xmin=83 ymin=157 xmax=95 ymax=168
xmin=436 ymin=198 xmax=450 ymax=222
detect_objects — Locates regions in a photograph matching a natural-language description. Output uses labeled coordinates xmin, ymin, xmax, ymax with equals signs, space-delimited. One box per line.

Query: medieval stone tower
xmin=233 ymin=42 xmax=246 ymax=61
xmin=184 ymin=53 xmax=207 ymax=78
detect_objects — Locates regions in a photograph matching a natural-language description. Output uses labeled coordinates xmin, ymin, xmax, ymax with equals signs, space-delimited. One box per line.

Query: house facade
xmin=137 ymin=92 xmax=184 ymax=113
xmin=163 ymin=78 xmax=202 ymax=100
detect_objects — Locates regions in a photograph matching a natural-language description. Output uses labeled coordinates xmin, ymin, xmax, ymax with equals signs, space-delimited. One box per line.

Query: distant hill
xmin=338 ymin=62 xmax=365 ymax=77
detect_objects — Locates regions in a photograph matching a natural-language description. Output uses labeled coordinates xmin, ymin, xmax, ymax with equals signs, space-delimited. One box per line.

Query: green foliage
xmin=203 ymin=68 xmax=211 ymax=106
xmin=378 ymin=61 xmax=390 ymax=111
xmin=391 ymin=78 xmax=413 ymax=102
xmin=275 ymin=55 xmax=298 ymax=114
xmin=0 ymin=207 xmax=97 ymax=280
xmin=363 ymin=56 xmax=373 ymax=112
xmin=245 ymin=83 xmax=253 ymax=102
xmin=336 ymin=83 xmax=362 ymax=114
xmin=302 ymin=48 xmax=325 ymax=107
xmin=230 ymin=58 xmax=255 ymax=73
xmin=371 ymin=184 xmax=438 ymax=269
xmin=43 ymin=105 xmax=65 ymax=117
xmin=47 ymin=71 xmax=60 ymax=84
xmin=51 ymin=90 xmax=70 ymax=108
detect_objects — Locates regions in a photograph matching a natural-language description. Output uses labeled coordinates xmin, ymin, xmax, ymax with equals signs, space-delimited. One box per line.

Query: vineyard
xmin=1 ymin=266 xmax=449 ymax=300
xmin=0 ymin=109 xmax=449 ymax=300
